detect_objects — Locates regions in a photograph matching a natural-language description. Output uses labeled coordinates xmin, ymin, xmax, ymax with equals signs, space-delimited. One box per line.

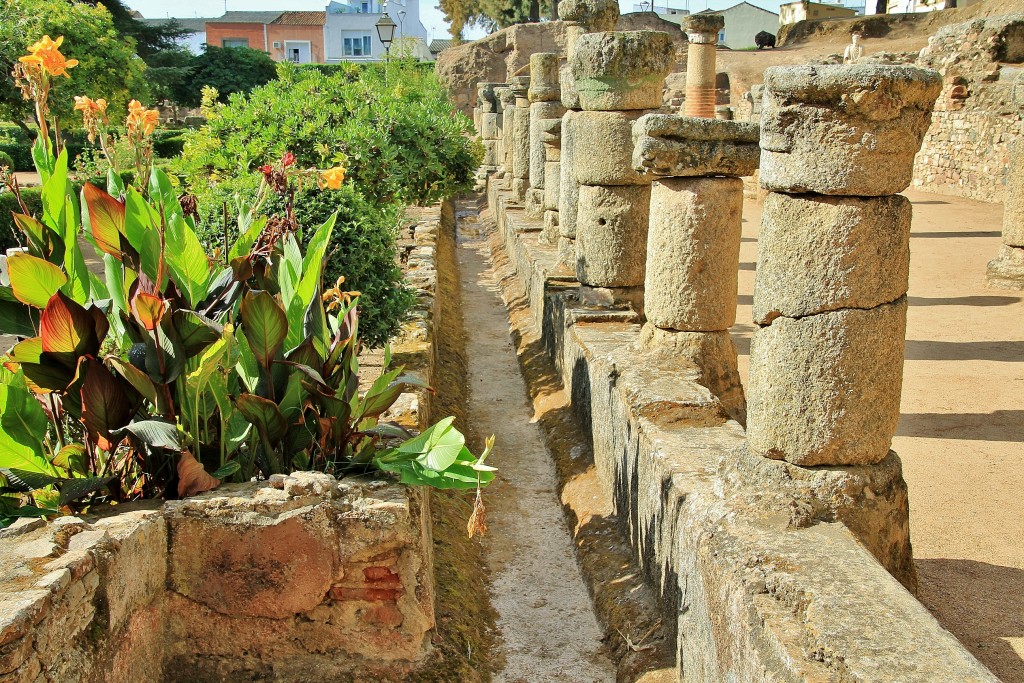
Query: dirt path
xmin=454 ymin=206 xmax=616 ymax=683
xmin=732 ymin=188 xmax=1024 ymax=682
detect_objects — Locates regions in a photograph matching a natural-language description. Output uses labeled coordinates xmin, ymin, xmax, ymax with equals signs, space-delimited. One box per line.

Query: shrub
xmin=179 ymin=60 xmax=481 ymax=346
xmin=0 ymin=150 xmax=14 ymax=171
xmin=0 ymin=187 xmax=42 ymax=252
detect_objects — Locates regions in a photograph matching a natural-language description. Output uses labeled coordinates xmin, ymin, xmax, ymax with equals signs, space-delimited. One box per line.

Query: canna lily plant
xmin=0 ymin=36 xmax=494 ymax=529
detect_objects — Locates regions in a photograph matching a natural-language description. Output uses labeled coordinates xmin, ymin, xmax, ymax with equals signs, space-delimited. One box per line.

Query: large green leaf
xmin=0 ymin=375 xmax=56 ymax=475
xmin=7 ymin=253 xmax=67 ymax=308
xmin=164 ymin=213 xmax=211 ymax=307
xmin=123 ymin=188 xmax=162 ymax=285
xmin=229 ymin=214 xmax=266 ymax=261
xmin=112 ymin=419 xmax=181 ymax=451
xmin=59 ymin=477 xmax=113 ymax=506
xmin=144 ymin=319 xmax=186 ymax=385
xmin=239 ymin=291 xmax=288 ymax=368
xmin=60 ymin=196 xmax=90 ymax=305
xmin=0 ymin=299 xmax=38 ymax=338
xmin=173 ymin=310 xmax=222 ymax=356
xmin=235 ymin=393 xmax=288 ymax=443
xmin=40 ymin=150 xmax=68 ymax=230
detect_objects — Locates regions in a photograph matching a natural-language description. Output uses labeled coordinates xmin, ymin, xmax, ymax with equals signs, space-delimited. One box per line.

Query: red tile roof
xmin=273 ymin=11 xmax=327 ymax=25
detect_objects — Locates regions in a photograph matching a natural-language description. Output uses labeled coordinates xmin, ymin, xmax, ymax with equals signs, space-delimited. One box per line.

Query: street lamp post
xmin=375 ymin=12 xmax=397 ymax=62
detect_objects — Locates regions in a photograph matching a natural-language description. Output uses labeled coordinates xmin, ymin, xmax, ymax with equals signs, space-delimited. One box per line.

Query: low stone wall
xmin=0 ymin=204 xmax=449 ymax=683
xmin=487 ymin=173 xmax=999 ymax=682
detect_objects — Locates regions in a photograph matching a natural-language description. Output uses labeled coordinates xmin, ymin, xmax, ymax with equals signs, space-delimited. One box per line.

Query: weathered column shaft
xmin=632 ymin=113 xmax=760 ymax=421
xmin=528 ymin=53 xmax=564 ymax=219
xmin=569 ymin=30 xmax=673 ymax=299
xmin=748 ymin=65 xmax=941 ymax=467
xmin=509 ymin=76 xmax=531 ymax=202
xmin=988 ymin=141 xmax=1024 ymax=289
xmin=682 ymin=16 xmax=724 ymax=119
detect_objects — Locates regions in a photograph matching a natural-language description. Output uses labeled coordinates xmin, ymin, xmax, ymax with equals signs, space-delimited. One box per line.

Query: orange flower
xmin=19 ymin=35 xmax=78 ymax=78
xmin=74 ymin=96 xmax=108 ymax=143
xmin=73 ymin=95 xmax=107 ymax=114
xmin=320 ymin=166 xmax=346 ymax=190
xmin=126 ymin=99 xmax=159 ymax=139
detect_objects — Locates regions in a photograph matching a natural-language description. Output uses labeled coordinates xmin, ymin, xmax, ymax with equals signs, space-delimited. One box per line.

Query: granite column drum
xmin=987 ymin=140 xmax=1024 ymax=289
xmin=569 ymin=30 xmax=674 ymax=303
xmin=555 ymin=0 xmax=621 ymax=270
xmin=748 ymin=65 xmax=941 ymax=468
xmin=528 ymin=53 xmax=564 ymax=220
xmin=682 ymin=15 xmax=724 ymax=119
xmin=632 ymin=114 xmax=760 ymax=421
xmin=746 ymin=64 xmax=940 ymax=590
xmin=509 ymin=76 xmax=532 ymax=202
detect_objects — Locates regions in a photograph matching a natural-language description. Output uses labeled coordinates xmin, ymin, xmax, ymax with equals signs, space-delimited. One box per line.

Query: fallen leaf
xmin=177 ymin=450 xmax=220 ymax=498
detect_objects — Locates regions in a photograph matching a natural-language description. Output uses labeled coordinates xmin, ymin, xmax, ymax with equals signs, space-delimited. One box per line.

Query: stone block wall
xmin=0 ymin=204 xmax=449 ymax=683
xmin=912 ymin=15 xmax=1024 ymax=202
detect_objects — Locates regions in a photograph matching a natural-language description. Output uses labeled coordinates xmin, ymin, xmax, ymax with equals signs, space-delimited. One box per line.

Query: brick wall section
xmin=912 ymin=15 xmax=1024 ymax=203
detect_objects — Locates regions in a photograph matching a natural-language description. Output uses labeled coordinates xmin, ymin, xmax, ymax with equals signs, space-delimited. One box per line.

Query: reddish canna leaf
xmin=80 ymin=358 xmax=131 ymax=452
xmin=132 ymin=292 xmax=165 ymax=331
xmin=40 ymin=292 xmax=99 ymax=361
xmin=82 ymin=182 xmax=126 ymax=260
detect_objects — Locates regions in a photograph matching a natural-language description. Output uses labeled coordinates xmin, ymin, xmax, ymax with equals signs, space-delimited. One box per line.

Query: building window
xmin=718 ymin=29 xmax=726 ymax=42
xmin=361 ymin=1 xmax=370 ymax=11
xmin=343 ymin=35 xmax=373 ymax=56
xmin=222 ymin=38 xmax=248 ymax=48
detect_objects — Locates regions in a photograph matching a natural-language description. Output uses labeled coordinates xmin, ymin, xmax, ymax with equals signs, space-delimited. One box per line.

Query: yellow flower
xmin=321 ymin=166 xmax=346 ymax=190
xmin=19 ymin=35 xmax=78 ymax=78
xmin=126 ymin=99 xmax=159 ymax=139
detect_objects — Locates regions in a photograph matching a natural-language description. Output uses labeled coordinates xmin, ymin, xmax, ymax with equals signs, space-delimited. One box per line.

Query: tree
xmin=171 ymin=46 xmax=278 ymax=108
xmin=0 ymin=0 xmax=148 ymax=133
xmin=82 ymin=0 xmax=191 ymax=59
xmin=438 ymin=0 xmax=549 ymax=40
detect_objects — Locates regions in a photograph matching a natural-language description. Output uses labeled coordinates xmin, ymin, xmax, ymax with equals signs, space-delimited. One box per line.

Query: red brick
xmin=329 ymin=586 xmax=403 ymax=602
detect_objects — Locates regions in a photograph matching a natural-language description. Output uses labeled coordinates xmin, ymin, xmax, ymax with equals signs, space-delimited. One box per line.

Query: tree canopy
xmin=438 ymin=0 xmax=550 ymax=41
xmin=0 ymin=0 xmax=148 ymax=130
xmin=171 ymin=46 xmax=279 ymax=108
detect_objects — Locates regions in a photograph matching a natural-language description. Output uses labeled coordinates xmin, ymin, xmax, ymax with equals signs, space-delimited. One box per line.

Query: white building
xmin=324 ymin=0 xmax=429 ymax=63
xmin=635 ymin=2 xmax=779 ymax=49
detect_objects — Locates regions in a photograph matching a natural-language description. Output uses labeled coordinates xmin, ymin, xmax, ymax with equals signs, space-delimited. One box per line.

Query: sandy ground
xmin=731 ymin=188 xmax=1024 ymax=682
xmin=455 ymin=210 xmax=617 ymax=682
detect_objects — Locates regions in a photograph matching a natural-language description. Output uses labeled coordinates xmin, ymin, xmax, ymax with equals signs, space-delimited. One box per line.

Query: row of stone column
xmin=475 ymin=40 xmax=942 ymax=472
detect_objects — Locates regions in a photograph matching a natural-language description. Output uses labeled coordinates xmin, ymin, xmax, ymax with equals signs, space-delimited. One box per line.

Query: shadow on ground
xmin=917 ymin=558 xmax=1024 ymax=683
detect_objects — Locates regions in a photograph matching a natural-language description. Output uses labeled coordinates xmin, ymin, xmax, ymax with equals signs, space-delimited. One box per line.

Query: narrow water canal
xmin=454 ymin=206 xmax=616 ymax=682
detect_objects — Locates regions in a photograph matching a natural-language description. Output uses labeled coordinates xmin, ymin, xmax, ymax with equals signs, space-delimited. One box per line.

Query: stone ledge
xmin=488 ymin=174 xmax=999 ymax=682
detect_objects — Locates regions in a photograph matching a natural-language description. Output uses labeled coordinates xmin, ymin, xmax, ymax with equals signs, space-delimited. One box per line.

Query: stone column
xmin=632 ymin=114 xmax=760 ymax=421
xmin=476 ymin=83 xmax=502 ymax=173
xmin=494 ymin=86 xmax=511 ymax=178
xmin=556 ymin=0 xmax=620 ymax=271
xmin=987 ymin=141 xmax=1024 ymax=289
xmin=568 ymin=30 xmax=673 ymax=305
xmin=528 ymin=54 xmax=564 ymax=219
xmin=746 ymin=65 xmax=940 ymax=589
xmin=498 ymin=87 xmax=517 ymax=182
xmin=509 ymin=76 xmax=532 ymax=203
xmin=682 ymin=15 xmax=724 ymax=119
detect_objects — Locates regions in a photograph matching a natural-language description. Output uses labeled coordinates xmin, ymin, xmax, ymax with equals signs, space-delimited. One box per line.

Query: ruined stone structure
xmin=556 ymin=0 xmax=623 ymax=269
xmin=494 ymin=85 xmax=513 ymax=177
xmin=632 ymin=114 xmax=759 ymax=421
xmin=474 ymin=56 xmax=999 ymax=680
xmin=568 ymin=30 xmax=673 ymax=305
xmin=989 ymin=140 xmax=1024 ymax=288
xmin=509 ymin=76 xmax=532 ymax=202
xmin=527 ymin=53 xmax=564 ymax=221
xmin=913 ymin=15 xmax=1024 ymax=202
xmin=682 ymin=14 xmax=725 ymax=118
xmin=475 ymin=82 xmax=504 ymax=173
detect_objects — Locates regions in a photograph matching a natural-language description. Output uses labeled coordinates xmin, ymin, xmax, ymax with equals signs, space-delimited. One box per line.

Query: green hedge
xmin=0 ymin=187 xmax=43 ymax=252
